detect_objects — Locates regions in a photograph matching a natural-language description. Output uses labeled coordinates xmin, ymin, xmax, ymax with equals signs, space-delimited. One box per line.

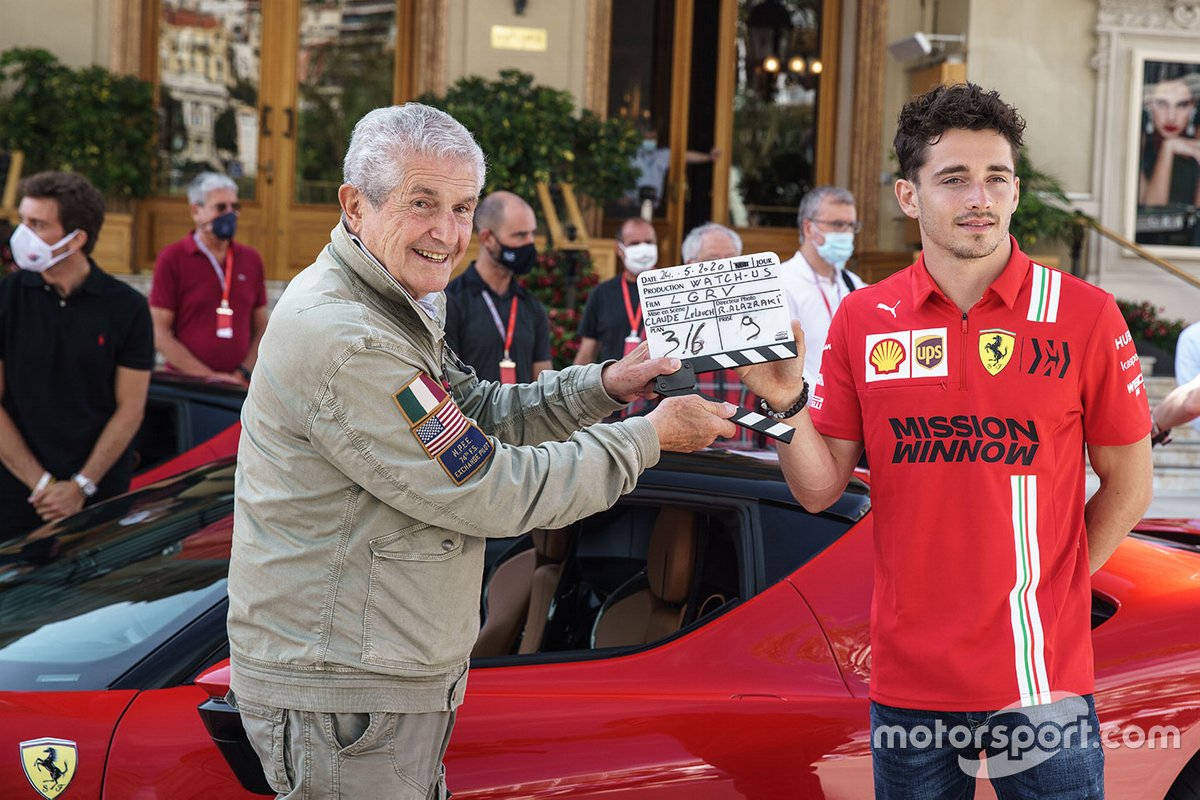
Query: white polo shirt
xmin=778 ymin=249 xmax=866 ymax=381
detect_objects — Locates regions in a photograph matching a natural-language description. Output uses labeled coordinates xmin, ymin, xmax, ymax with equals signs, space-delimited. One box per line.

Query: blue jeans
xmin=870 ymin=695 xmax=1104 ymax=799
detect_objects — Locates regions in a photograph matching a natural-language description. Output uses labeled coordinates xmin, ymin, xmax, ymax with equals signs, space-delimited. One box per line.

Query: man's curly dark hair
xmin=894 ymin=83 xmax=1026 ymax=183
xmin=18 ymin=171 xmax=105 ymax=255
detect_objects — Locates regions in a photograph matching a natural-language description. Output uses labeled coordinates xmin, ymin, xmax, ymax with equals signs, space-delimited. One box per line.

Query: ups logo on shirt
xmin=1021 ymin=338 xmax=1072 ymax=380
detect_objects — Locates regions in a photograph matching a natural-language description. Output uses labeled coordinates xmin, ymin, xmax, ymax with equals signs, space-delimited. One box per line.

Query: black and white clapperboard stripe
xmin=685 ymin=341 xmax=800 ymax=443
xmin=685 ymin=341 xmax=798 ymax=373
xmin=723 ymin=403 xmax=796 ymax=443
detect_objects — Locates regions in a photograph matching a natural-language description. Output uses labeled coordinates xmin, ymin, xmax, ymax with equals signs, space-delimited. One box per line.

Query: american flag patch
xmin=413 ymin=400 xmax=471 ymax=457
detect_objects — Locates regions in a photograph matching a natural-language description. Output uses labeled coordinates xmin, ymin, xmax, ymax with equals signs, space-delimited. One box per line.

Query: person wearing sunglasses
xmin=779 ymin=186 xmax=868 ymax=384
xmin=149 ymin=171 xmax=268 ymax=386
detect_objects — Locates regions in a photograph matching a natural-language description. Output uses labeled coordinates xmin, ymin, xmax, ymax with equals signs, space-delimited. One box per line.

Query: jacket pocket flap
xmin=371 ymin=524 xmax=463 ymax=561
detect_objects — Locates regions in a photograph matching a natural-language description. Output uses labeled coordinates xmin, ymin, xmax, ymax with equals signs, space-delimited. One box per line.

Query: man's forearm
xmin=776 ymin=409 xmax=858 ymax=514
xmin=1084 ymin=486 xmax=1150 ymax=573
xmin=156 ymin=330 xmax=215 ymax=377
xmin=78 ymin=404 xmax=146 ymax=485
xmin=0 ymin=407 xmax=46 ymax=490
xmin=1084 ymin=439 xmax=1153 ymax=573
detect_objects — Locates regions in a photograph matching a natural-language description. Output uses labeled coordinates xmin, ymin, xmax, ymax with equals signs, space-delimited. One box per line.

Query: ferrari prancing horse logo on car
xmin=20 ymin=738 xmax=76 ymax=799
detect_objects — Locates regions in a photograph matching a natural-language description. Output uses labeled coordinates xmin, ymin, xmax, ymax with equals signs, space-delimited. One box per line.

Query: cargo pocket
xmin=235 ymin=699 xmax=294 ymax=794
xmin=363 ymin=524 xmax=478 ymax=668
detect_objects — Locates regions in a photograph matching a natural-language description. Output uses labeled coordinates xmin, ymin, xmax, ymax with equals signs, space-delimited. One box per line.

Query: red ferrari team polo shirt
xmin=810 ymin=240 xmax=1150 ymax=711
xmin=149 ymin=233 xmax=267 ymax=374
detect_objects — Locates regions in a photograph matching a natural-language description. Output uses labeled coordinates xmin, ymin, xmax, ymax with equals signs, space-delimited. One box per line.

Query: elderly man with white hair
xmin=226 ymin=103 xmax=736 ymax=799
xmin=149 ymin=171 xmax=268 ymax=385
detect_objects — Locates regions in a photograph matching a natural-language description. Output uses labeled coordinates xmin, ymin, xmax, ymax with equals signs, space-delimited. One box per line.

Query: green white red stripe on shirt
xmin=1008 ymin=474 xmax=1052 ymax=706
xmin=1026 ymin=264 xmax=1061 ymax=324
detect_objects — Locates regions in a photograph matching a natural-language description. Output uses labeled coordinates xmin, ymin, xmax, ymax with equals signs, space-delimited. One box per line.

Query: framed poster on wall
xmin=1127 ymin=50 xmax=1200 ymax=256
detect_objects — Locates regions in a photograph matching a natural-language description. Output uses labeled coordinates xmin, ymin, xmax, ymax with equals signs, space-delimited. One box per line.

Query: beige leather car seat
xmin=473 ymin=528 xmax=571 ymax=658
xmin=590 ymin=508 xmax=697 ymax=649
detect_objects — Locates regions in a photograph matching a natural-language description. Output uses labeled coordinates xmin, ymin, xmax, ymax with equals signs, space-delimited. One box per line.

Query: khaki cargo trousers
xmin=232 ymin=692 xmax=454 ymax=800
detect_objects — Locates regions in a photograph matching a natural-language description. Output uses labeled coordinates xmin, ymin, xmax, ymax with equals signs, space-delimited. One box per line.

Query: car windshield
xmin=0 ymin=461 xmax=236 ymax=691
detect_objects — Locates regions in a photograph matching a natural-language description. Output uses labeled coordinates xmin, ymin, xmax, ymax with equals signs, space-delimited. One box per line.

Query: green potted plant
xmin=418 ymin=69 xmax=639 ymax=211
xmin=1116 ymin=299 xmax=1185 ymax=376
xmin=0 ymin=47 xmax=156 ymax=270
xmin=1009 ymin=149 xmax=1088 ymax=253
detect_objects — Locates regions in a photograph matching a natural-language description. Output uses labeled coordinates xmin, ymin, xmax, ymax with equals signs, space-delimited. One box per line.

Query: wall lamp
xmin=887 ymin=32 xmax=967 ymax=62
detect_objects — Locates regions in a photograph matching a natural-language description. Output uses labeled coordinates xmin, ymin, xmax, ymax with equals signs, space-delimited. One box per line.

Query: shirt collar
xmin=911 ymin=236 xmax=1030 ymax=310
xmin=18 ymin=257 xmax=104 ymax=295
xmin=337 ymin=219 xmax=442 ymax=323
xmin=189 ymin=230 xmax=241 ymax=260
xmin=463 ymin=262 xmax=525 ymax=299
xmin=788 ymin=250 xmax=843 ymax=287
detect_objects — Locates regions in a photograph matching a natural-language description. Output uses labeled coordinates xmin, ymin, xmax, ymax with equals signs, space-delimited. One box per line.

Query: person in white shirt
xmin=778 ymin=186 xmax=867 ymax=382
xmin=1168 ymin=320 xmax=1200 ymax=435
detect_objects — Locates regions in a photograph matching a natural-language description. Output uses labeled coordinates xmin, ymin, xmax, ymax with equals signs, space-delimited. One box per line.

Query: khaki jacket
xmin=228 ymin=223 xmax=659 ymax=713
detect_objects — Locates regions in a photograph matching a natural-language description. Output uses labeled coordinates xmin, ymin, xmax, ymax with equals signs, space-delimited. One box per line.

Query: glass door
xmin=145 ymin=0 xmax=413 ymax=280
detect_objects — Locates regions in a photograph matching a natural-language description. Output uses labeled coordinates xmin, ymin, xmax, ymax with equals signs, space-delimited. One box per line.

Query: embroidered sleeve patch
xmin=394 ymin=373 xmax=493 ymax=484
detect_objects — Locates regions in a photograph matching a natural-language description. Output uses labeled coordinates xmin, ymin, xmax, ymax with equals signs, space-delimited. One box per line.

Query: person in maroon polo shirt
xmin=149 ymin=172 xmax=268 ymax=385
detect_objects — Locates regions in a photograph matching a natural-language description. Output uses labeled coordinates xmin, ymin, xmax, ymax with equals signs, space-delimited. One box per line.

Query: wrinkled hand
xmin=30 ymin=480 xmax=84 ymax=522
xmin=736 ymin=321 xmax=808 ymax=409
xmin=601 ymin=341 xmax=683 ymax=402
xmin=646 ymin=395 xmax=738 ymax=452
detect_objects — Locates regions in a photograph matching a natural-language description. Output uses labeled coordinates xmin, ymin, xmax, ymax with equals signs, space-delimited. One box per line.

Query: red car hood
xmin=0 ymin=690 xmax=136 ymax=799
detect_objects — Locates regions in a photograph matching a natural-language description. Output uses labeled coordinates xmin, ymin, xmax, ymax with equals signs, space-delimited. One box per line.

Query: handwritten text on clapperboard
xmin=637 ymin=252 xmax=794 ymax=360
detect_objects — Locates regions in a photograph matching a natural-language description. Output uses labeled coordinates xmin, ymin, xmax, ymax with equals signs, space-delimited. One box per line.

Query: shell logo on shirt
xmin=869 ymin=338 xmax=907 ymax=375
xmin=865 ymin=328 xmax=949 ymax=383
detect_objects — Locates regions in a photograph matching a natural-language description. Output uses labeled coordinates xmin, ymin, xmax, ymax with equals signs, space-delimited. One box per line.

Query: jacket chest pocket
xmin=370 ymin=524 xmax=463 ymax=562
xmin=362 ymin=523 xmax=480 ymax=671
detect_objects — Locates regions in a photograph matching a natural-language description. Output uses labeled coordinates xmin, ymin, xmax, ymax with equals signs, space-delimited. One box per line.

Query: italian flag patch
xmin=394 ymin=374 xmax=448 ymax=425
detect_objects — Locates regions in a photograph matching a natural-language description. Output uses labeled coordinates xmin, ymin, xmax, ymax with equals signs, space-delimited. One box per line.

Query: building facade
xmin=3 ymin=0 xmax=1199 ymax=319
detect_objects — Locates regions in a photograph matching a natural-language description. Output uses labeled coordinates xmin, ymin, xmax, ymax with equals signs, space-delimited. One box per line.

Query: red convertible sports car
xmin=1 ymin=442 xmax=1199 ymax=799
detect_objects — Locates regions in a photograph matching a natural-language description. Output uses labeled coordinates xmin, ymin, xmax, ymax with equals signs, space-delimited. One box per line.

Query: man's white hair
xmin=187 ymin=172 xmax=238 ymax=206
xmin=343 ymin=103 xmax=487 ymax=207
xmin=681 ymin=222 xmax=743 ymax=263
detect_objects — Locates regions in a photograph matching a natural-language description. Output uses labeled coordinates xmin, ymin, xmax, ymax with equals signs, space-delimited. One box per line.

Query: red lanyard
xmin=482 ymin=292 xmax=519 ymax=358
xmin=810 ymin=262 xmax=838 ymax=322
xmin=620 ymin=276 xmax=642 ymax=337
xmin=220 ymin=246 xmax=234 ymax=309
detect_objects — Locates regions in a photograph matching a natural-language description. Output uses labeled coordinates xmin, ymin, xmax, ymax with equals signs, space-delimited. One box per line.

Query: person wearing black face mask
xmin=444 ymin=191 xmax=552 ymax=383
xmin=148 ymin=172 xmax=269 ymax=387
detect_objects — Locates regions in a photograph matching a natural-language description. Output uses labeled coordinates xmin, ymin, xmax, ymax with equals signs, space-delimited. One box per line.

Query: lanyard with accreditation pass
xmin=195 ymin=233 xmax=236 ymax=339
xmin=482 ymin=291 xmax=519 ymax=384
xmin=620 ymin=276 xmax=643 ymax=356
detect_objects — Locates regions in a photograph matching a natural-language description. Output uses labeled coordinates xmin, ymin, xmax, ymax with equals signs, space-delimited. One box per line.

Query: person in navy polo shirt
xmin=149 ymin=172 xmax=268 ymax=386
xmin=443 ymin=191 xmax=551 ymax=383
xmin=741 ymin=84 xmax=1153 ymax=798
xmin=0 ymin=172 xmax=154 ymax=540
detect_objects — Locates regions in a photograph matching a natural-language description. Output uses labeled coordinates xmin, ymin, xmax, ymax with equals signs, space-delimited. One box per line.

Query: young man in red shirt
xmin=742 ymin=84 xmax=1152 ymax=798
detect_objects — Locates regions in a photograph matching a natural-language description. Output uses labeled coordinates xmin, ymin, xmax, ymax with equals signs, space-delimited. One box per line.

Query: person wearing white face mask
xmin=0 ymin=171 xmax=154 ymax=540
xmin=778 ymin=186 xmax=868 ymax=383
xmin=574 ymin=217 xmax=659 ymax=366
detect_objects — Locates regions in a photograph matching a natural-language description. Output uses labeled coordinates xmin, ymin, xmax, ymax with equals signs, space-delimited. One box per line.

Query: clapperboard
xmin=637 ymin=251 xmax=799 ymax=443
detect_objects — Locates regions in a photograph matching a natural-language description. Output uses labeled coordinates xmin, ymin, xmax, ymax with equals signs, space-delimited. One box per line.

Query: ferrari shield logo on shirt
xmin=865 ymin=328 xmax=949 ymax=383
xmin=20 ymin=738 xmax=76 ymax=799
xmin=979 ymin=329 xmax=1016 ymax=375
